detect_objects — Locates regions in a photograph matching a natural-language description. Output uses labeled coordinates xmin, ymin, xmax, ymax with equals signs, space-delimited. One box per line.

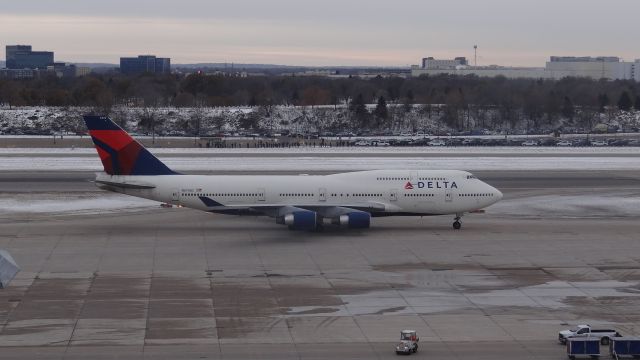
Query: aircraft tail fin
xmin=83 ymin=115 xmax=177 ymax=176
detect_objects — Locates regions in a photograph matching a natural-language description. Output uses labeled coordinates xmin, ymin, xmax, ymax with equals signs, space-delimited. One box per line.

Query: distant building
xmin=412 ymin=56 xmax=640 ymax=81
xmin=545 ymin=56 xmax=638 ymax=81
xmin=75 ymin=66 xmax=91 ymax=77
xmin=154 ymin=57 xmax=171 ymax=74
xmin=422 ymin=57 xmax=468 ymax=69
xmin=46 ymin=63 xmax=91 ymax=78
xmin=0 ymin=68 xmax=35 ymax=80
xmin=120 ymin=55 xmax=171 ymax=75
xmin=5 ymin=45 xmax=54 ymax=69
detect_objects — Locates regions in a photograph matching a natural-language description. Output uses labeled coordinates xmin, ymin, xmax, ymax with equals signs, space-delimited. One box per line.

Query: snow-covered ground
xmin=0 ymin=193 xmax=158 ymax=215
xmin=1 ymin=106 xmax=640 ymax=136
xmin=0 ymin=146 xmax=639 ymax=155
xmin=491 ymin=193 xmax=640 ymax=218
xmin=0 ymin=155 xmax=638 ymax=171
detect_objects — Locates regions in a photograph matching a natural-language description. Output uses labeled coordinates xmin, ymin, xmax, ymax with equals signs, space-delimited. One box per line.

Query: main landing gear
xmin=453 ymin=214 xmax=463 ymax=230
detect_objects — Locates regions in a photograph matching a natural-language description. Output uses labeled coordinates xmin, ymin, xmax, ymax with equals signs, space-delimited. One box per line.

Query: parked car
xmin=557 ymin=140 xmax=573 ymax=147
xmin=559 ymin=324 xmax=621 ymax=345
xmin=428 ymin=139 xmax=447 ymax=146
xmin=521 ymin=140 xmax=539 ymax=146
xmin=590 ymin=140 xmax=608 ymax=146
xmin=608 ymin=139 xmax=629 ymax=147
xmin=354 ymin=140 xmax=371 ymax=146
xmin=373 ymin=140 xmax=390 ymax=147
xmin=572 ymin=138 xmax=591 ymax=147
xmin=540 ymin=138 xmax=558 ymax=146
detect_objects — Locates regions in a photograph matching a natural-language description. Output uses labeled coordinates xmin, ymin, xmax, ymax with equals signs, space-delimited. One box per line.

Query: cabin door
xmin=445 ymin=190 xmax=453 ymax=203
xmin=318 ymin=188 xmax=327 ymax=202
xmin=171 ymin=188 xmax=180 ymax=204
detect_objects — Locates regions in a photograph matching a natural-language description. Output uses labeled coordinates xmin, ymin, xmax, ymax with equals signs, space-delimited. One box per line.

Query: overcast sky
xmin=1 ymin=0 xmax=638 ymax=66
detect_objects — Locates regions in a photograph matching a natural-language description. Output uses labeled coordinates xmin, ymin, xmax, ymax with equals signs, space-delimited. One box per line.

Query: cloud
xmin=1 ymin=0 xmax=638 ymax=66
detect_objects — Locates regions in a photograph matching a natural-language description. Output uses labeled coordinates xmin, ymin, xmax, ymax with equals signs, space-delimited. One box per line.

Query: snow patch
xmin=0 ymin=146 xmax=639 ymax=155
xmin=1 ymin=156 xmax=639 ymax=172
xmin=490 ymin=193 xmax=640 ymax=218
xmin=0 ymin=193 xmax=159 ymax=215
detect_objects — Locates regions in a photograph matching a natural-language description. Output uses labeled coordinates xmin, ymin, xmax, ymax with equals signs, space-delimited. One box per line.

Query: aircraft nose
xmin=484 ymin=183 xmax=503 ymax=204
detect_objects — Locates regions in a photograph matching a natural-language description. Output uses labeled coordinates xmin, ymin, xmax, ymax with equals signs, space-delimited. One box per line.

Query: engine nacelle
xmin=278 ymin=211 xmax=317 ymax=230
xmin=333 ymin=212 xmax=371 ymax=229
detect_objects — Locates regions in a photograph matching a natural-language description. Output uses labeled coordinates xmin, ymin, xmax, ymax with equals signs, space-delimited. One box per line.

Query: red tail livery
xmin=84 ymin=115 xmax=176 ymax=176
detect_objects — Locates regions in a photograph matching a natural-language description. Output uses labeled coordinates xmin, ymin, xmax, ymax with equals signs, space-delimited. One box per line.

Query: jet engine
xmin=332 ymin=212 xmax=371 ymax=229
xmin=277 ymin=210 xmax=317 ymax=230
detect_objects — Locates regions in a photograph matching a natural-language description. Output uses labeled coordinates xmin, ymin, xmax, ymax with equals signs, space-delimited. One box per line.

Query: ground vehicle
xmin=373 ymin=140 xmax=390 ymax=147
xmin=566 ymin=338 xmax=600 ymax=359
xmin=610 ymin=337 xmax=640 ymax=358
xmin=557 ymin=140 xmax=573 ymax=147
xmin=428 ymin=139 xmax=447 ymax=146
xmin=591 ymin=140 xmax=608 ymax=147
xmin=559 ymin=325 xmax=621 ymax=345
xmin=521 ymin=140 xmax=539 ymax=146
xmin=354 ymin=140 xmax=371 ymax=146
xmin=395 ymin=330 xmax=419 ymax=355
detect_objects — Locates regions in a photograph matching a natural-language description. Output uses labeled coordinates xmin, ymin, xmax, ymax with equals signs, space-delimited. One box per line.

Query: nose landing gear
xmin=453 ymin=214 xmax=463 ymax=230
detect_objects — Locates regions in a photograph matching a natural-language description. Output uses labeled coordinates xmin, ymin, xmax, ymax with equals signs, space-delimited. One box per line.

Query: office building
xmin=412 ymin=56 xmax=640 ymax=81
xmin=46 ymin=63 xmax=91 ymax=78
xmin=5 ymin=45 xmax=54 ymax=69
xmin=421 ymin=57 xmax=468 ymax=69
xmin=120 ymin=55 xmax=171 ymax=75
xmin=0 ymin=68 xmax=35 ymax=80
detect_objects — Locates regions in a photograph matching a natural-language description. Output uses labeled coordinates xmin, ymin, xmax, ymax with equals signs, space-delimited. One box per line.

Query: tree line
xmin=1 ymin=72 xmax=639 ymax=130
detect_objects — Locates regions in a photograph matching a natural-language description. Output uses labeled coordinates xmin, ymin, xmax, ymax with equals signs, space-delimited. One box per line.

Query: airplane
xmin=84 ymin=115 xmax=503 ymax=231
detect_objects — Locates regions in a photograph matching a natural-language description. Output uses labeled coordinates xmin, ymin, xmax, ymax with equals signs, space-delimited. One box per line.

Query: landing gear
xmin=453 ymin=214 xmax=463 ymax=230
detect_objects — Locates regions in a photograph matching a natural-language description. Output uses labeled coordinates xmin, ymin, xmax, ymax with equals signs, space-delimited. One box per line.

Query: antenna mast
xmin=474 ymin=45 xmax=478 ymax=66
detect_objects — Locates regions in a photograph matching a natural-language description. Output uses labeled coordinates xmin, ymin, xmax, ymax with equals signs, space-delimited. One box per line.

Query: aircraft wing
xmin=217 ymin=202 xmax=386 ymax=217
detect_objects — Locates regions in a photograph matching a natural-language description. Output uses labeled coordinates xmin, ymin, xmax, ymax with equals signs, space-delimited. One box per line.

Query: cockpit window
xmin=466 ymin=175 xmax=477 ymax=179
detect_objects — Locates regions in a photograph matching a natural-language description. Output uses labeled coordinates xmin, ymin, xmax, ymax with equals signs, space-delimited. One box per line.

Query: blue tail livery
xmin=83 ymin=115 xmax=177 ymax=176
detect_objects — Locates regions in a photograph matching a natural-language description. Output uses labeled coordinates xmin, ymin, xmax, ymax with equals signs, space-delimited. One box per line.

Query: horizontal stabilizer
xmin=95 ymin=179 xmax=156 ymax=189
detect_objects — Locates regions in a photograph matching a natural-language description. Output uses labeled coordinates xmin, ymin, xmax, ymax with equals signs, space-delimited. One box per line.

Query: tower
xmin=473 ymin=45 xmax=478 ymax=67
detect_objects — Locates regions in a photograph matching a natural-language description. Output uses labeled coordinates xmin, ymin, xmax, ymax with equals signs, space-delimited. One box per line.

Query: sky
xmin=1 ymin=0 xmax=638 ymax=67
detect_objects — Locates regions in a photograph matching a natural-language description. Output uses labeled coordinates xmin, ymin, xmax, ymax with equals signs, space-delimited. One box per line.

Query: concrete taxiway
xmin=0 ymin=169 xmax=639 ymax=359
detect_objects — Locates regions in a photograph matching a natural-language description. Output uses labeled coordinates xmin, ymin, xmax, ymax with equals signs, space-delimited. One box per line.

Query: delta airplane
xmin=84 ymin=115 xmax=503 ymax=230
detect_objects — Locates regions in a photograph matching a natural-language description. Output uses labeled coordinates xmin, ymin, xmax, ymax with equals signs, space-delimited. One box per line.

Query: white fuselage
xmin=96 ymin=169 xmax=502 ymax=218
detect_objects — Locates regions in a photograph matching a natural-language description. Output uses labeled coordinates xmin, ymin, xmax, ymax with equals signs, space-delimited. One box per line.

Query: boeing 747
xmin=84 ymin=115 xmax=502 ymax=230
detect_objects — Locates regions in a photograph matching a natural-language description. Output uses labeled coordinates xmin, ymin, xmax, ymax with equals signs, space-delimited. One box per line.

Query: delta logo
xmin=404 ymin=181 xmax=458 ymax=190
